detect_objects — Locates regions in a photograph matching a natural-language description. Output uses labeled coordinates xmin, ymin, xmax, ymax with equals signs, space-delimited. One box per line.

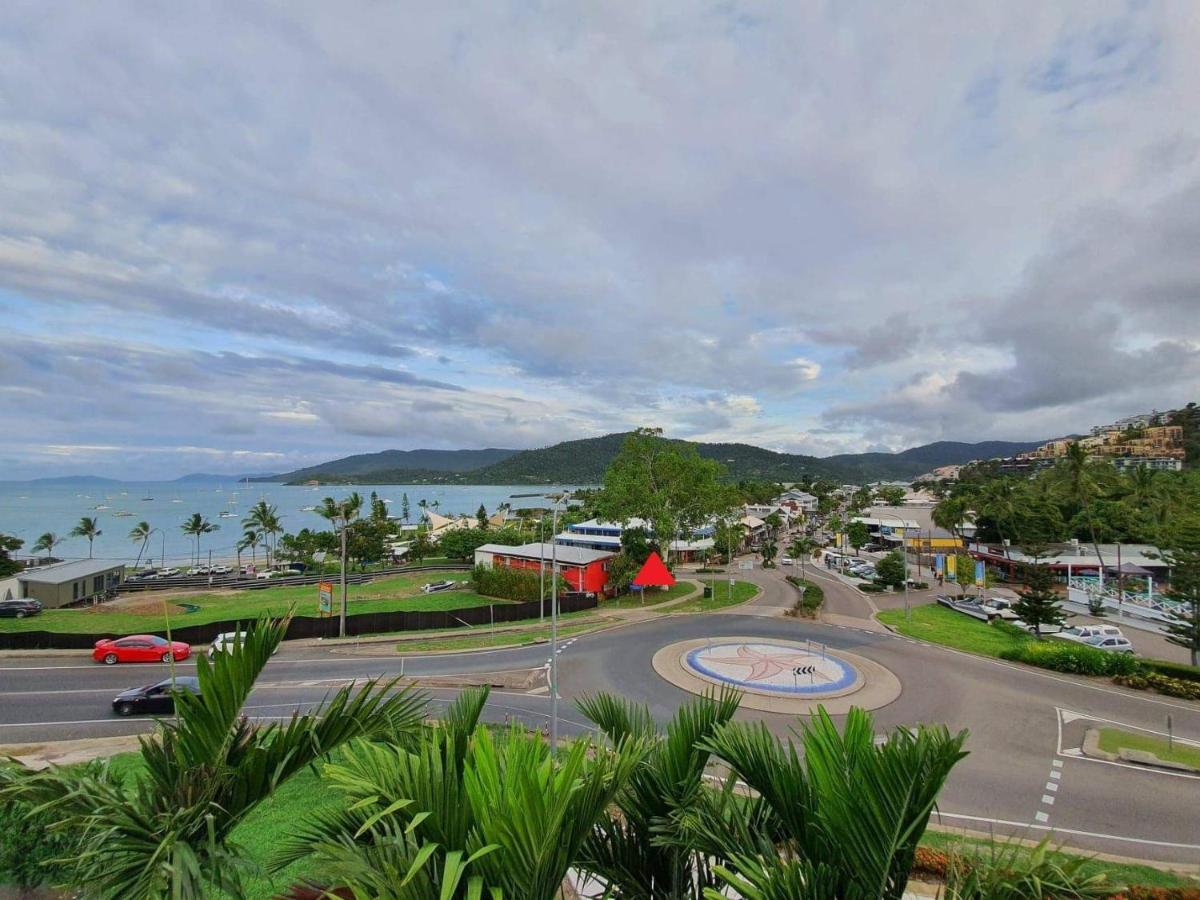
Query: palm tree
xmin=979 ymin=479 xmax=1020 ymax=560
xmin=1057 ymin=442 xmax=1112 ymax=596
xmin=31 ymin=531 xmax=62 ymax=562
xmin=0 ymin=615 xmax=427 ymax=899
xmin=274 ymin=686 xmax=645 ymax=899
xmin=70 ymin=517 xmax=101 ymax=558
xmin=180 ymin=513 xmax=219 ymax=567
xmin=127 ymin=521 xmax=152 ymax=569
xmin=576 ymin=689 xmax=742 ymax=897
xmin=317 ymin=493 xmax=362 ymax=638
xmin=243 ymin=500 xmax=283 ymax=569
xmin=239 ymin=528 xmax=261 ymax=570
xmin=789 ymin=535 xmax=816 ymax=580
xmin=932 ymin=495 xmax=969 ymax=546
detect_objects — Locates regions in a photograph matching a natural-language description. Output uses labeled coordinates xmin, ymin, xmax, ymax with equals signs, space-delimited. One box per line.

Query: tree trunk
xmin=339 ymin=523 xmax=348 ymax=639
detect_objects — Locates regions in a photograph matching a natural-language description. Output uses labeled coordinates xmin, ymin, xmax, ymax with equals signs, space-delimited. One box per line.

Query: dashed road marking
xmin=1034 ymin=811 xmax=1050 ymax=823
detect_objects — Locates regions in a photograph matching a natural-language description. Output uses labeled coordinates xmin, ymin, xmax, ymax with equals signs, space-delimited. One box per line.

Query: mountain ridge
xmin=255 ymin=433 xmax=1044 ymax=485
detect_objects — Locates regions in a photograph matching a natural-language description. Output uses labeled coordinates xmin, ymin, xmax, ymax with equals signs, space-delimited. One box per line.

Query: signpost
xmin=318 ymin=581 xmax=334 ymax=617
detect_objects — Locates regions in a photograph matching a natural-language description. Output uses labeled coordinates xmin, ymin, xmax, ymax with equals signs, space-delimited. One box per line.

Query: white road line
xmin=1041 ymin=794 xmax=1055 ymax=805
xmin=935 ymin=812 xmax=1200 ymax=851
xmin=1049 ymin=770 xmax=1062 ymax=779
xmin=1034 ymin=811 xmax=1050 ymax=823
xmin=1045 ymin=782 xmax=1058 ymax=792
xmin=1052 ymin=759 xmax=1064 ymax=768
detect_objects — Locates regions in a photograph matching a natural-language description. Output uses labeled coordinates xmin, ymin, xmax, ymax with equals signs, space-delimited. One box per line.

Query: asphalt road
xmin=2 ymin=565 xmax=1197 ymax=863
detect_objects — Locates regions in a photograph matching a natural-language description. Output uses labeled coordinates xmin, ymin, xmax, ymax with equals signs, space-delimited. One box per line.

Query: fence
xmin=0 ymin=591 xmax=599 ymax=651
xmin=114 ymin=562 xmax=473 ymax=594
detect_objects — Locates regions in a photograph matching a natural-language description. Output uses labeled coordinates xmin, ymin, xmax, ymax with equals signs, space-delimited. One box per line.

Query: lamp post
xmin=549 ymin=490 xmax=572 ymax=755
xmin=148 ymin=528 xmax=166 ymax=570
xmin=880 ymin=513 xmax=910 ymax=622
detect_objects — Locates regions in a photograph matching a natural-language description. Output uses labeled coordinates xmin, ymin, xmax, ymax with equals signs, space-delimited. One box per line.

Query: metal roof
xmin=476 ymin=542 xmax=614 ymax=565
xmin=18 ymin=559 xmax=125 ymax=584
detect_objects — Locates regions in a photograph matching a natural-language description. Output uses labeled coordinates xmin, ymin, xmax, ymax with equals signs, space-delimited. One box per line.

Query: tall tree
xmin=1160 ymin=516 xmax=1200 ymax=667
xmin=400 ymin=492 xmax=410 ymax=523
xmin=180 ymin=514 xmax=218 ymax=567
xmin=243 ymin=501 xmax=283 ymax=569
xmin=476 ymin=503 xmax=489 ymax=529
xmin=32 ymin=531 xmax=63 ymax=561
xmin=597 ymin=428 xmax=730 ymax=565
xmin=239 ymin=528 xmax=261 ymax=569
xmin=846 ymin=521 xmax=869 ymax=556
xmin=127 ymin=522 xmax=151 ymax=569
xmin=1057 ymin=442 xmax=1111 ymax=582
xmin=70 ymin=517 xmax=102 ymax=559
xmin=317 ymin=493 xmax=363 ymax=638
xmin=789 ymin=535 xmax=816 ymax=580
xmin=0 ymin=533 xmax=23 ymax=577
xmin=1012 ymin=561 xmax=1065 ymax=639
xmin=932 ymin=495 xmax=969 ymax=546
xmin=368 ymin=491 xmax=388 ymax=523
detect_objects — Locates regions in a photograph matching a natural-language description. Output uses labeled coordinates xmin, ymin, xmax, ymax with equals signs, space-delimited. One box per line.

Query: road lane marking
xmin=1049 ymin=770 xmax=1061 ymax=779
xmin=1041 ymin=795 xmax=1055 ymax=805
xmin=935 ymin=812 xmax=1200 ymax=851
xmin=1045 ymin=782 xmax=1058 ymax=792
xmin=1052 ymin=759 xmax=1063 ymax=767
xmin=1034 ymin=812 xmax=1049 ymax=823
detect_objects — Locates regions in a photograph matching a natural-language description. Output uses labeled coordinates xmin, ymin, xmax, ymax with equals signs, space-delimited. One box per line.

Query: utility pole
xmin=339 ymin=518 xmax=348 ymax=638
xmin=549 ymin=491 xmax=570 ymax=755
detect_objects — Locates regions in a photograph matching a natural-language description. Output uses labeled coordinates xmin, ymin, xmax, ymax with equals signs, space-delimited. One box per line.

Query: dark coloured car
xmin=112 ymin=676 xmax=201 ymax=716
xmin=0 ymin=598 xmax=43 ymax=619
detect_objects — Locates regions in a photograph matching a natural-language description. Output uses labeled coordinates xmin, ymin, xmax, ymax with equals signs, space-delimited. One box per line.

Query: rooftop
xmin=476 ymin=542 xmax=615 ymax=565
xmin=18 ymin=559 xmax=125 ymax=584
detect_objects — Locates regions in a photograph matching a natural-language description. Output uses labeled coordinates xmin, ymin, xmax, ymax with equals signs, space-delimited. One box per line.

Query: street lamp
xmin=147 ymin=528 xmax=166 ymax=570
xmin=549 ymin=490 xmax=572 ymax=755
xmin=879 ymin=513 xmax=910 ymax=622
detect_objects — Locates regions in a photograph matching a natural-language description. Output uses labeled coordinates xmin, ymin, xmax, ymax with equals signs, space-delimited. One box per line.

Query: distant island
xmin=248 ymin=434 xmax=1045 ymax=486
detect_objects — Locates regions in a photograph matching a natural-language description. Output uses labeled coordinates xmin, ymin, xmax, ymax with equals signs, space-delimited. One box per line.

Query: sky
xmin=2 ymin=1 xmax=1199 ymax=480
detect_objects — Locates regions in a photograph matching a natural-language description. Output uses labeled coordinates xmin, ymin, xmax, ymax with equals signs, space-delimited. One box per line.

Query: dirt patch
xmin=0 ymin=734 xmax=146 ymax=769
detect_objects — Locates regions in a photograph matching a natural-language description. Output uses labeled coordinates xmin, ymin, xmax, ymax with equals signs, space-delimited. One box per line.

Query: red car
xmin=93 ymin=635 xmax=191 ymax=665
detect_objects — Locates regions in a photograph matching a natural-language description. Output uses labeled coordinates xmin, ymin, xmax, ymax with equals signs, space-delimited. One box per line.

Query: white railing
xmin=1067 ymin=577 xmax=1183 ymax=623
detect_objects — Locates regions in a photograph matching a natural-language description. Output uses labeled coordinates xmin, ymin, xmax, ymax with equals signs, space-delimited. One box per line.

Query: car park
xmin=1055 ymin=624 xmax=1124 ymax=644
xmin=421 ymin=580 xmax=457 ymax=593
xmin=0 ymin=598 xmax=43 ymax=619
xmin=112 ymin=676 xmax=201 ymax=716
xmin=1084 ymin=635 xmax=1135 ymax=654
xmin=93 ymin=635 xmax=192 ymax=665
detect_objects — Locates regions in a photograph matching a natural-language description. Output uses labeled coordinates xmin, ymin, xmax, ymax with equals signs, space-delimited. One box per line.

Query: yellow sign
xmin=318 ymin=581 xmax=334 ymax=617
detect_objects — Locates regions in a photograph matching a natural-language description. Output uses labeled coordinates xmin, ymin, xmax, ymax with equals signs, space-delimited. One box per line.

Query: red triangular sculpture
xmin=633 ymin=551 xmax=675 ymax=587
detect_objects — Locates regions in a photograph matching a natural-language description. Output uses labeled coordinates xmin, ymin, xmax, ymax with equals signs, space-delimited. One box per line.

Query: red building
xmin=474 ymin=542 xmax=615 ymax=595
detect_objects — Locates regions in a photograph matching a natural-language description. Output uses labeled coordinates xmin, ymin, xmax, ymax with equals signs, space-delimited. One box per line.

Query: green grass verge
xmin=876 ymin=603 xmax=1029 ymax=658
xmin=1097 ymin=727 xmax=1200 ymax=770
xmin=607 ymin=580 xmax=699 ymax=610
xmin=919 ymin=830 xmax=1197 ymax=890
xmin=669 ymin=580 xmax=758 ymax=614
xmin=394 ymin=619 xmax=610 ymax=653
xmin=0 ymin=572 xmax=497 ymax=634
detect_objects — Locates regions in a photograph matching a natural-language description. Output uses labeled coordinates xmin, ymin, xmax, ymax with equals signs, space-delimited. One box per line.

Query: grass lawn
xmin=1097 ymin=727 xmax=1200 ymax=770
xmin=668 ymin=579 xmax=758 ymax=614
xmin=607 ymin=580 xmax=700 ymax=610
xmin=876 ymin=603 xmax=1030 ymax=659
xmin=0 ymin=571 xmax=499 ymax=634
xmin=919 ymin=829 xmax=1197 ymax=890
xmin=394 ymin=618 xmax=613 ymax=653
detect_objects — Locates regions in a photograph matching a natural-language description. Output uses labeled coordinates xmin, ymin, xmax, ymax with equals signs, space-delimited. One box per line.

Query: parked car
xmin=159 ymin=567 xmax=180 ymax=577
xmin=849 ymin=565 xmax=876 ymax=579
xmin=979 ymin=597 xmax=1020 ymax=620
xmin=112 ymin=676 xmax=201 ymax=716
xmin=780 ymin=556 xmax=795 ymax=566
xmin=0 ymin=598 xmax=43 ymax=619
xmin=187 ymin=566 xmax=209 ymax=576
xmin=210 ymin=565 xmax=230 ymax=575
xmin=1056 ymin=624 xmax=1124 ymax=644
xmin=421 ymin=580 xmax=457 ymax=594
xmin=255 ymin=570 xmax=277 ymax=580
xmin=93 ymin=634 xmax=192 ymax=665
xmin=1084 ymin=635 xmax=1135 ymax=654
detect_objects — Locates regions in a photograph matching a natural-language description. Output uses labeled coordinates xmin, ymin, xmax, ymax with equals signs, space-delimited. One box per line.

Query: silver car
xmin=1083 ymin=635 xmax=1135 ymax=654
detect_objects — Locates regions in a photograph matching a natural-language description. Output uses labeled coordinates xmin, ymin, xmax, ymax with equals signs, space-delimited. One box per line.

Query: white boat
xmin=141 ymin=496 xmax=154 ymax=501
xmin=218 ymin=511 xmax=237 ymax=518
xmin=171 ymin=497 xmax=183 ymax=503
xmin=112 ymin=511 xmax=133 ymax=517
xmin=301 ymin=505 xmax=317 ymax=512
xmin=94 ymin=504 xmax=110 ymax=510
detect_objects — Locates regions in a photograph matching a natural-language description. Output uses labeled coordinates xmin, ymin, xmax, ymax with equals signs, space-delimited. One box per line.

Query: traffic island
xmin=651 ymin=636 xmax=901 ymax=714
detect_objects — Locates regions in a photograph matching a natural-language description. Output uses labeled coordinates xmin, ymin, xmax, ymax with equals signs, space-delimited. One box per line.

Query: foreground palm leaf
xmin=698 ymin=706 xmax=968 ymax=900
xmin=1 ymin=613 xmax=428 ymax=899
xmin=576 ymin=687 xmax=742 ymax=899
xmin=277 ymin=685 xmax=648 ymax=900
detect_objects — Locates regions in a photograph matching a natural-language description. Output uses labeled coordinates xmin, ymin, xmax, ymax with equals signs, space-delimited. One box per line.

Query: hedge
xmin=1144 ymin=658 xmax=1200 ymax=684
xmin=471 ymin=564 xmax=568 ymax=603
xmin=1114 ymin=672 xmax=1200 ymax=701
xmin=999 ymin=641 xmax=1141 ymax=677
xmin=784 ymin=577 xmax=825 ymax=618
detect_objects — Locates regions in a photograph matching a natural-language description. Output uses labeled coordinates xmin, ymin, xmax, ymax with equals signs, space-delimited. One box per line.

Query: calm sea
xmin=0 ymin=482 xmax=567 ymax=567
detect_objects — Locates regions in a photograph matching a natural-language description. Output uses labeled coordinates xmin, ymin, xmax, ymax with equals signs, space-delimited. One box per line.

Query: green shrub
xmin=1144 ymin=658 xmax=1200 ymax=684
xmin=0 ymin=763 xmax=85 ymax=890
xmin=784 ymin=577 xmax=825 ymax=617
xmin=943 ymin=836 xmax=1116 ymax=899
xmin=1115 ymin=672 xmax=1200 ymax=701
xmin=470 ymin=564 xmax=567 ymax=602
xmin=999 ymin=641 xmax=1141 ymax=677
xmin=859 ymin=583 xmax=886 ymax=593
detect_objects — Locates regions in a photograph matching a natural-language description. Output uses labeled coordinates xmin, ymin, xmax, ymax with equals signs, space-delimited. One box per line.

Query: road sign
xmin=318 ymin=581 xmax=334 ymax=616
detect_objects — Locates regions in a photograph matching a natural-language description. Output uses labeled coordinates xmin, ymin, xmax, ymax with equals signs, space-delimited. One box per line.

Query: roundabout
xmin=652 ymin=635 xmax=901 ymax=714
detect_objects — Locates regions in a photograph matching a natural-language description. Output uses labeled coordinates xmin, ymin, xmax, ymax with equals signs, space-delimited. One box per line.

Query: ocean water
xmin=0 ymin=482 xmax=563 ymax=567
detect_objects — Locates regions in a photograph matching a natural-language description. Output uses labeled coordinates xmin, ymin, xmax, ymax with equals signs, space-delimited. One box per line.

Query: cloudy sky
xmin=2 ymin=2 xmax=1199 ymax=479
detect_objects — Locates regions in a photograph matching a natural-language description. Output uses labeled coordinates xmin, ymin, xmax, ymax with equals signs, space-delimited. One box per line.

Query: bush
xmin=1144 ymin=658 xmax=1200 ymax=684
xmin=696 ymin=567 xmax=725 ymax=574
xmin=784 ymin=577 xmax=824 ymax=618
xmin=0 ymin=763 xmax=84 ymax=889
xmin=859 ymin=583 xmax=886 ymax=593
xmin=470 ymin=564 xmax=567 ymax=602
xmin=999 ymin=641 xmax=1141 ymax=677
xmin=1114 ymin=672 xmax=1200 ymax=701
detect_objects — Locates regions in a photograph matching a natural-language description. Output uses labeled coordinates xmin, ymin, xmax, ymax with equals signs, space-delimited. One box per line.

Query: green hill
xmin=265 ymin=434 xmax=1044 ymax=485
